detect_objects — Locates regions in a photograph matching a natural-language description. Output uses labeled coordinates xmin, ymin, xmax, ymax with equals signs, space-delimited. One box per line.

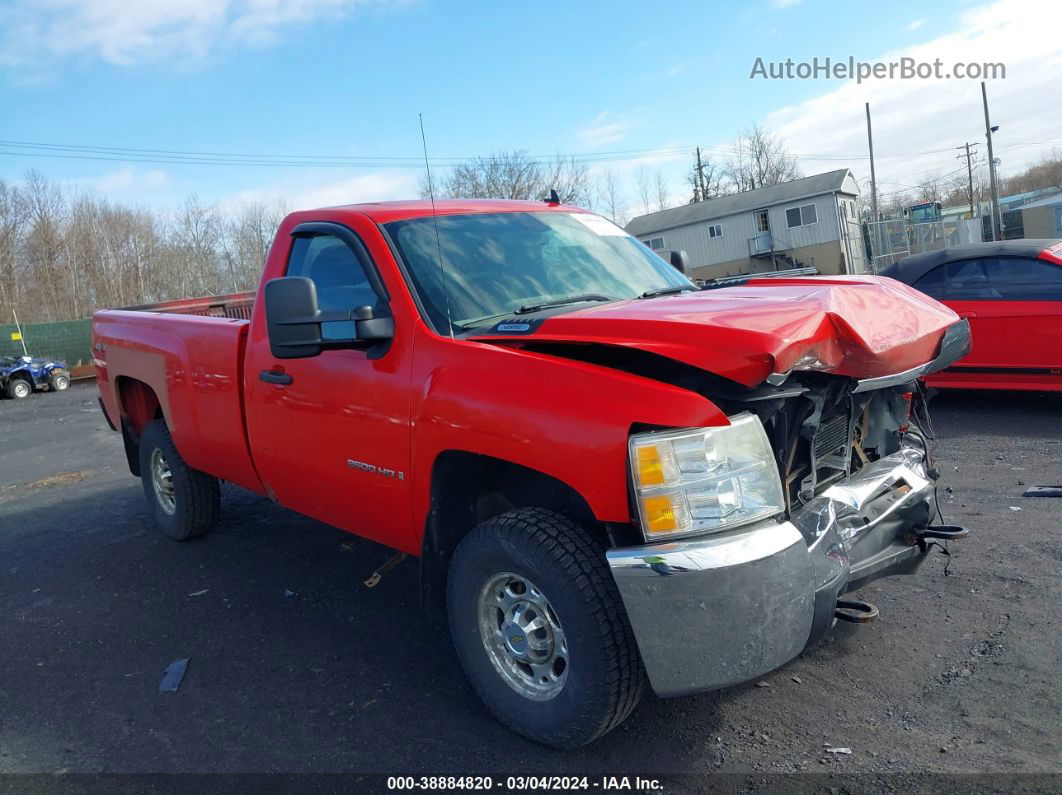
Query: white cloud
xmin=0 ymin=0 xmax=398 ymax=67
xmin=907 ymin=18 xmax=926 ymax=31
xmin=768 ymin=0 xmax=803 ymax=8
xmin=225 ymin=170 xmax=419 ymax=211
xmin=762 ymin=0 xmax=1062 ymax=195
xmin=575 ymin=111 xmax=635 ymax=149
xmin=90 ymin=166 xmax=170 ymax=193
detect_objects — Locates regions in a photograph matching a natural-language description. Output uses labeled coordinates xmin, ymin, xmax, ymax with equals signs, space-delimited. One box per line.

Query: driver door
xmin=243 ymin=223 xmax=415 ymax=551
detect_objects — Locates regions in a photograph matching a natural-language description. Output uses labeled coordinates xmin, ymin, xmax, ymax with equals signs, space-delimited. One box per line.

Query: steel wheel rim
xmin=55 ymin=377 xmax=69 ymax=390
xmin=477 ymin=572 xmax=569 ymax=701
xmin=150 ymin=448 xmax=177 ymax=515
xmin=13 ymin=381 xmax=29 ymax=398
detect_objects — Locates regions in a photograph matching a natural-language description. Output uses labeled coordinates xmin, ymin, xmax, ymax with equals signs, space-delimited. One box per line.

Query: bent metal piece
xmin=835 ymin=599 xmax=879 ymax=623
xmin=607 ymin=445 xmax=950 ymax=697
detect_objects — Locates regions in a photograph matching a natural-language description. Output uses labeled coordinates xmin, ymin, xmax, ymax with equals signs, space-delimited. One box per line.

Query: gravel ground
xmin=0 ymin=381 xmax=1059 ymax=791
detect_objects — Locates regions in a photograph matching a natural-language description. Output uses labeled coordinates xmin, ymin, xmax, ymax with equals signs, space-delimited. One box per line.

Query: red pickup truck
xmin=94 ymin=199 xmax=970 ymax=748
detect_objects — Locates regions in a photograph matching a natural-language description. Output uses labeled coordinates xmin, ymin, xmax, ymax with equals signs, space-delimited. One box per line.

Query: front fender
xmin=410 ymin=335 xmax=727 ymax=538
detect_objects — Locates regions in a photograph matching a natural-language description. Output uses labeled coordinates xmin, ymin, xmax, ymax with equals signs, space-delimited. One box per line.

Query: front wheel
xmin=447 ymin=508 xmax=645 ymax=748
xmin=7 ymin=378 xmax=32 ymax=399
xmin=138 ymin=419 xmax=220 ymax=541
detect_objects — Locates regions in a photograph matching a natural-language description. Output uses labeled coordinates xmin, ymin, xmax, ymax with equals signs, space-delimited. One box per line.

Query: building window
xmin=754 ymin=210 xmax=770 ymax=233
xmin=642 ymin=237 xmax=665 ymax=250
xmin=786 ymin=204 xmax=818 ymax=229
xmin=708 ymin=224 xmax=723 ymax=239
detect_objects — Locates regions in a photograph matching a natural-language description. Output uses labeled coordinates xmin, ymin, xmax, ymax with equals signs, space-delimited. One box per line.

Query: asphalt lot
xmin=1 ymin=381 xmax=1060 ymax=788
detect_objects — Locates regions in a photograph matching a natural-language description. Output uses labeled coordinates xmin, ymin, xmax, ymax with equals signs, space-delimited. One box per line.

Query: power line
xmin=4 ymin=137 xmax=1056 ymax=171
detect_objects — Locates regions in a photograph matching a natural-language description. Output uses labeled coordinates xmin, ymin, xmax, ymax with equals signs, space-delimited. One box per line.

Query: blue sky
xmin=1 ymin=0 xmax=1058 ymax=215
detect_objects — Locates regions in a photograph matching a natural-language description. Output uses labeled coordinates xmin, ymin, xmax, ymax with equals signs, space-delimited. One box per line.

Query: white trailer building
xmin=626 ymin=169 xmax=867 ymax=281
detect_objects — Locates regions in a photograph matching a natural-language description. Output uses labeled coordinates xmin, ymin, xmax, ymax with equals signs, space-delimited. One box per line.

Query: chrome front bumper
xmin=607 ymin=447 xmax=936 ymax=697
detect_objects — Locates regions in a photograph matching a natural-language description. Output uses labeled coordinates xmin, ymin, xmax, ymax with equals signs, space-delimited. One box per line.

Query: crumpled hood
xmin=470 ymin=275 xmax=961 ymax=387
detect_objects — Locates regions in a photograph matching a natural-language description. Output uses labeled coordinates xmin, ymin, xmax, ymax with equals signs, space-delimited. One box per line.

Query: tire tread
xmin=139 ymin=419 xmax=219 ymax=541
xmin=450 ymin=507 xmax=645 ymax=747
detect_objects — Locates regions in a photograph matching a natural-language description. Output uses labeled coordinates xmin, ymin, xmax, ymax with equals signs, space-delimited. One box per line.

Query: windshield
xmin=384 ymin=211 xmax=693 ymax=333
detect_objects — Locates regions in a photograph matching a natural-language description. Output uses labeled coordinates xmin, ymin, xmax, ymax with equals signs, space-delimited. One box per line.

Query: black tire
xmin=6 ymin=377 xmax=32 ymax=399
xmin=447 ymin=508 xmax=645 ymax=748
xmin=49 ymin=371 xmax=70 ymax=391
xmin=138 ymin=419 xmax=220 ymax=541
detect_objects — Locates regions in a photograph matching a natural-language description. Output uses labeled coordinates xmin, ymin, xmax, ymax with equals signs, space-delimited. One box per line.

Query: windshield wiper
xmin=639 ymin=285 xmax=696 ymax=299
xmin=515 ymin=294 xmax=614 ymax=314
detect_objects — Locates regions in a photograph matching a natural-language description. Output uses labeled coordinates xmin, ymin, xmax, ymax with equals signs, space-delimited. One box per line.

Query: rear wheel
xmin=49 ymin=371 xmax=70 ymax=391
xmin=138 ymin=419 xmax=220 ymax=541
xmin=7 ymin=378 xmax=31 ymax=399
xmin=446 ymin=508 xmax=645 ymax=748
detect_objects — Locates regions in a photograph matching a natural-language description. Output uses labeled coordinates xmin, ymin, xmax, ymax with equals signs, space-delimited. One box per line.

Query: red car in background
xmin=882 ymin=240 xmax=1062 ymax=391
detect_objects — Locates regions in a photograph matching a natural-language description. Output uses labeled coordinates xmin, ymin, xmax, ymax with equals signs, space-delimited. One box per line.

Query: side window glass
xmin=285 ymin=234 xmax=378 ymax=313
xmin=981 ymin=257 xmax=1062 ymax=300
xmin=912 ymin=264 xmax=947 ymax=298
xmin=944 ymin=258 xmax=1000 ymax=300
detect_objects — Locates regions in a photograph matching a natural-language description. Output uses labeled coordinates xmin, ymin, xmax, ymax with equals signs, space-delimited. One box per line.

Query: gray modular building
xmin=626 ymin=169 xmax=866 ymax=280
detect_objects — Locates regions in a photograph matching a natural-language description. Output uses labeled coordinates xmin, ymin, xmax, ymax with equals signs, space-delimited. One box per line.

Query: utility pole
xmin=865 ymin=103 xmax=878 ymax=223
xmin=981 ymin=81 xmax=1002 ymax=241
xmin=695 ymin=146 xmax=706 ymax=202
xmin=956 ymin=142 xmax=979 ymax=218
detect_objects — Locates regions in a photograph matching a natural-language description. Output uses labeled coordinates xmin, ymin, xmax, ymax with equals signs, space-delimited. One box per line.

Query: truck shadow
xmin=0 ymin=481 xmax=723 ymax=774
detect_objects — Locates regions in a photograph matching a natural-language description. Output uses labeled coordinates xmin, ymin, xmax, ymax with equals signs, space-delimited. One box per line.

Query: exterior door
xmin=243 ymin=223 xmax=415 ymax=551
xmin=752 ymin=209 xmax=772 ymax=255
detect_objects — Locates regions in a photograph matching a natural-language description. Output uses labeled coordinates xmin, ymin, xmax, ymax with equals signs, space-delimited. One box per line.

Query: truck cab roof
xmin=290 ymin=198 xmax=583 ymax=224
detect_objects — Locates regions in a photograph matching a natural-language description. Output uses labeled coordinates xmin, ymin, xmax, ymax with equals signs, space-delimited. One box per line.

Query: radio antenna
xmin=419 ymin=113 xmax=455 ymax=339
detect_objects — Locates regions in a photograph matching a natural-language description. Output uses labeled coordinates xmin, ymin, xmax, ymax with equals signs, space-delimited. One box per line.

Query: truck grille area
xmin=703 ymin=373 xmax=917 ymax=513
xmin=813 ymin=396 xmax=851 ymax=462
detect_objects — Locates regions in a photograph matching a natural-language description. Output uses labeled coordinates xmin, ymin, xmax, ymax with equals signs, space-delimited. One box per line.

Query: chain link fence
xmin=862 ymin=218 xmax=984 ymax=273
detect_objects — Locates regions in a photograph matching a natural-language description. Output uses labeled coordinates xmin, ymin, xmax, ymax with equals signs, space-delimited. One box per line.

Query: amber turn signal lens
xmin=641 ymin=495 xmax=678 ymax=534
xmin=636 ymin=444 xmax=666 ymax=486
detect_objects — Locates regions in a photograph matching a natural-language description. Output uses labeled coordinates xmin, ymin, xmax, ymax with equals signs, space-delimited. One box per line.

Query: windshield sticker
xmin=569 ymin=213 xmax=628 ymax=237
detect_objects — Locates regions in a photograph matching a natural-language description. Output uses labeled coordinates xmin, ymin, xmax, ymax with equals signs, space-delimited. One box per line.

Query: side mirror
xmin=264 ymin=277 xmax=394 ymax=360
xmin=666 ymin=250 xmax=689 ymax=274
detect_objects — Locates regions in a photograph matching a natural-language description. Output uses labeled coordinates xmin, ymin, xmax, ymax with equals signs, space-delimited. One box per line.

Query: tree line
xmin=0 ymin=172 xmax=288 ymax=324
xmin=4 ymin=140 xmax=1057 ymax=326
xmin=419 ymin=125 xmax=804 ymax=222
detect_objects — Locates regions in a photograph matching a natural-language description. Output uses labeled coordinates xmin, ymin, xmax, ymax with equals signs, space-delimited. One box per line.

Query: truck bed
xmin=116 ymin=291 xmax=255 ymax=320
xmin=93 ymin=294 xmax=264 ymax=495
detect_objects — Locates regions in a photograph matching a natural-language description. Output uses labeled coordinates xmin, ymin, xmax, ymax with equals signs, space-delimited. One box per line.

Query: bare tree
xmin=687 ymin=153 xmax=725 ymax=203
xmin=1001 ymin=149 xmax=1062 ymax=195
xmin=599 ymin=169 xmax=627 ymax=226
xmin=914 ymin=174 xmax=943 ymax=205
xmin=23 ymin=170 xmax=70 ymax=319
xmin=0 ymin=174 xmax=293 ymax=325
xmin=422 ymin=150 xmax=591 ymax=205
xmin=635 ymin=167 xmax=653 ymax=215
xmin=0 ymin=179 xmax=28 ymax=316
xmin=222 ymin=201 xmax=289 ymax=293
xmin=654 ymin=171 xmax=670 ymax=212
xmin=724 ymin=124 xmax=800 ymax=192
xmin=171 ymin=195 xmax=223 ymax=297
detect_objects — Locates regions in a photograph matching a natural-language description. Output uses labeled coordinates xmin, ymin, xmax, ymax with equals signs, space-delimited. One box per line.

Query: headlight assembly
xmin=629 ymin=413 xmax=785 ymax=541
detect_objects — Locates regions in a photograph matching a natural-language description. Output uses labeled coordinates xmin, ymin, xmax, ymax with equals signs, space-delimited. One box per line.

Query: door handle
xmin=957 ymin=312 xmax=977 ymax=318
xmin=259 ymin=369 xmax=293 ymax=385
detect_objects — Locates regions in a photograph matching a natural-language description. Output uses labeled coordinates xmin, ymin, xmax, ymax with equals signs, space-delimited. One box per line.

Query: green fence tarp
xmin=0 ymin=318 xmax=93 ymax=368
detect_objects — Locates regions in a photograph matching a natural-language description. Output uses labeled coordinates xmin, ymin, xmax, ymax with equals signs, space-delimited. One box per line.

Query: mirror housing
xmin=264 ymin=276 xmax=393 ymax=359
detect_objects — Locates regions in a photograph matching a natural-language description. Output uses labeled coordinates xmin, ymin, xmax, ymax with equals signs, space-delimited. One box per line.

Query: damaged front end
xmin=605 ymin=319 xmax=971 ymax=697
